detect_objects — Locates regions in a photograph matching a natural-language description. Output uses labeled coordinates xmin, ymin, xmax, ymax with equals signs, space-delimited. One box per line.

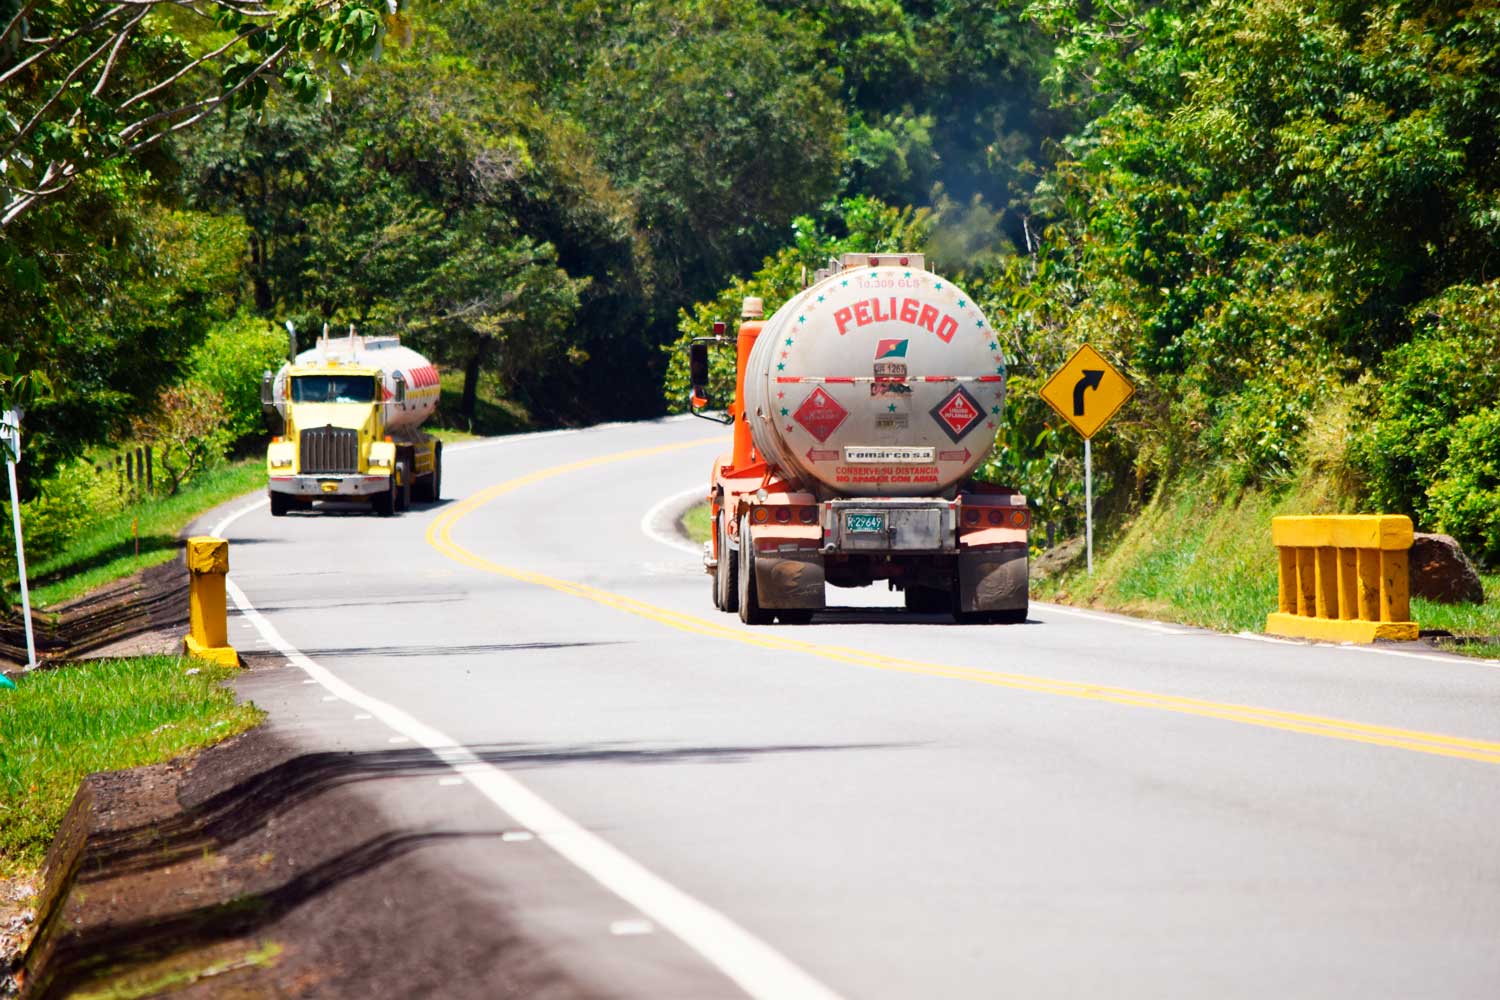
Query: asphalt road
xmin=216 ymin=416 xmax=1500 ymax=999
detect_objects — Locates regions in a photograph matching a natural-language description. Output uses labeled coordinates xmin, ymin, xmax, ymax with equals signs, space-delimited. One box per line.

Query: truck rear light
xmin=899 ymin=257 xmax=909 ymax=266
xmin=987 ymin=509 xmax=1005 ymax=526
xmin=1009 ymin=509 xmax=1030 ymax=528
xmin=798 ymin=507 xmax=817 ymax=524
xmin=964 ymin=509 xmax=980 ymax=526
xmin=774 ymin=508 xmax=791 ymax=524
xmin=752 ymin=507 xmax=770 ymax=524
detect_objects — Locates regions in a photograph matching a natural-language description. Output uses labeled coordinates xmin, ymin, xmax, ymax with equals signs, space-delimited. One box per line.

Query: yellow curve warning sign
xmin=1039 ymin=344 xmax=1135 ymax=440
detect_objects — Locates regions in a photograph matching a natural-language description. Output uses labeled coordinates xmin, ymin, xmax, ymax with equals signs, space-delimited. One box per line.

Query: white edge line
xmin=1034 ymin=601 xmax=1192 ymax=635
xmin=641 ymin=485 xmax=710 ymax=557
xmin=210 ymin=491 xmax=842 ymax=1000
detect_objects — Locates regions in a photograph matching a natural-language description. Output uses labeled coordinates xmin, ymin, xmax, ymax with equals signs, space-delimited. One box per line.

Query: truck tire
xmin=374 ymin=481 xmax=396 ymax=517
xmin=269 ymin=491 xmax=290 ymax=517
xmin=904 ymin=585 xmax=948 ymax=614
xmin=429 ymin=441 xmax=442 ymax=501
xmin=736 ymin=515 xmax=773 ymax=625
xmin=776 ymin=610 xmax=814 ymax=625
xmin=715 ymin=511 xmax=738 ymax=613
xmin=402 ymin=463 xmax=416 ymax=511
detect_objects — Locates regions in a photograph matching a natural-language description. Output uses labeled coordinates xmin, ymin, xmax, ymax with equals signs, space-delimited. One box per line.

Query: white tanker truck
xmin=261 ymin=331 xmax=442 ymax=516
xmin=690 ymin=253 xmax=1029 ymax=624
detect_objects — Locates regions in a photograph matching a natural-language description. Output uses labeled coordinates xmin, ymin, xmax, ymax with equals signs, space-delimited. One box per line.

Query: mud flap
xmin=957 ymin=546 xmax=1028 ymax=613
xmin=753 ymin=551 xmax=826 ymax=609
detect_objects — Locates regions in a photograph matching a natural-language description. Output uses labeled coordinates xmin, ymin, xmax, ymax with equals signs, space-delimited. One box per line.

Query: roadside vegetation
xmin=0 ymin=656 xmax=264 ymax=875
xmin=4 ymin=1 xmax=1498 ymax=638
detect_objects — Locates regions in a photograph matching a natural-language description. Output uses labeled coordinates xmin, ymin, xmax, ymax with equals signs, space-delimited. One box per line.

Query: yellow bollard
xmin=1266 ymin=515 xmax=1418 ymax=643
xmin=183 ymin=536 xmax=239 ymax=667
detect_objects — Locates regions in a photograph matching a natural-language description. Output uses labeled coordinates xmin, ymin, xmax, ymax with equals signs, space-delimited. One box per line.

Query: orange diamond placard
xmin=1039 ymin=344 xmax=1135 ymax=440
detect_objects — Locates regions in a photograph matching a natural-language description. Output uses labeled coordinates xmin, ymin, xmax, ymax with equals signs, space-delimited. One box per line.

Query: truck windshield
xmin=290 ymin=376 xmax=377 ymax=404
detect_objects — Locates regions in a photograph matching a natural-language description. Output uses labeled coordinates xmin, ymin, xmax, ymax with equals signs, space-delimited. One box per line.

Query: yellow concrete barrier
xmin=1266 ymin=515 xmax=1418 ymax=643
xmin=183 ymin=536 xmax=239 ymax=667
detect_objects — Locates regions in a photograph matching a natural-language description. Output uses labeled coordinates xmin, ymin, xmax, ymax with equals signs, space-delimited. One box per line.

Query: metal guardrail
xmin=1266 ymin=515 xmax=1418 ymax=643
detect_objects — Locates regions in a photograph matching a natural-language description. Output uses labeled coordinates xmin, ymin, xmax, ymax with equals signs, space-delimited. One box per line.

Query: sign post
xmin=1038 ymin=345 xmax=1135 ymax=575
xmin=2 ymin=408 xmax=36 ymax=669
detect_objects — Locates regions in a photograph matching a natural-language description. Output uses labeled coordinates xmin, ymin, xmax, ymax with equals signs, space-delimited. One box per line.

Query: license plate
xmin=845 ymin=512 xmax=885 ymax=533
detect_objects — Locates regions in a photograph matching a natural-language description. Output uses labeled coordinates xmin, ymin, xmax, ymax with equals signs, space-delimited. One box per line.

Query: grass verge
xmin=682 ymin=503 xmax=712 ymax=546
xmin=1036 ymin=471 xmax=1500 ymax=654
xmin=0 ymin=655 xmax=263 ymax=876
xmin=22 ymin=461 xmax=266 ymax=610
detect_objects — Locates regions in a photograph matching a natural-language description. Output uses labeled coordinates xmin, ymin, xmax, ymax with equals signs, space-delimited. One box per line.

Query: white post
xmin=1084 ymin=437 xmax=1093 ymax=575
xmin=3 ymin=410 xmax=36 ymax=669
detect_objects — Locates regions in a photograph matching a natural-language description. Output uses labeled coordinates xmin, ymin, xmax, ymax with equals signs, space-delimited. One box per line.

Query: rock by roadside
xmin=1410 ymin=533 xmax=1485 ymax=605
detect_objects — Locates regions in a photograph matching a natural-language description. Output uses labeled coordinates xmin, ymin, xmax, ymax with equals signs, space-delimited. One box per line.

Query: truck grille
xmin=299 ymin=427 xmax=359 ymax=474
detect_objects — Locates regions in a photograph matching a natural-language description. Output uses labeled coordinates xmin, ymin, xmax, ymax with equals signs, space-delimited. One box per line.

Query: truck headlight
xmin=269 ymin=456 xmax=293 ymax=469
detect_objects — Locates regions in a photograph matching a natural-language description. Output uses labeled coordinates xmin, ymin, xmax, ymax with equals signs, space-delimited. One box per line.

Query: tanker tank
xmin=741 ymin=262 xmax=1003 ymax=498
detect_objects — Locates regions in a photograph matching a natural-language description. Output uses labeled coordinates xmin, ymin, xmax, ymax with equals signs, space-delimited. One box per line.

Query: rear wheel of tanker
xmin=715 ymin=512 xmax=738 ymax=613
xmin=269 ymin=491 xmax=290 ymax=517
xmin=429 ymin=442 xmax=442 ymax=501
xmin=904 ymin=585 xmax=948 ymax=614
xmin=736 ymin=515 xmax=773 ymax=625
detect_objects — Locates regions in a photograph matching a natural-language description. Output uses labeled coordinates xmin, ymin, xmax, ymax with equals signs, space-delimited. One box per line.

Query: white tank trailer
xmin=263 ymin=332 xmax=442 ymax=516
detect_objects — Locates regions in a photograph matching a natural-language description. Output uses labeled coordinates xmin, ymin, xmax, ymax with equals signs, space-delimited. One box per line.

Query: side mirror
xmin=260 ymin=372 xmax=285 ymax=436
xmin=689 ymin=342 xmax=710 ymax=401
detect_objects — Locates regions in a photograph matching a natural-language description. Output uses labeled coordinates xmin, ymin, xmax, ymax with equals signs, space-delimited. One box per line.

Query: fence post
xmin=182 ymin=536 xmax=238 ymax=667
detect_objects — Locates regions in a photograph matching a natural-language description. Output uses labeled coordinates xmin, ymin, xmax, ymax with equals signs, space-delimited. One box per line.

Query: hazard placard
xmin=1039 ymin=344 xmax=1134 ymax=439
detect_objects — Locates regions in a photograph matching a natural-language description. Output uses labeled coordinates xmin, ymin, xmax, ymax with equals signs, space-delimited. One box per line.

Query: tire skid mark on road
xmin=427 ymin=447 xmax=1500 ymax=769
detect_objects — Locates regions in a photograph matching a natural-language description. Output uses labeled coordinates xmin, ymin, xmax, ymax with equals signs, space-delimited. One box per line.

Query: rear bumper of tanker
xmin=739 ymin=495 xmax=1029 ymax=614
xmin=268 ymin=474 xmax=391 ymax=498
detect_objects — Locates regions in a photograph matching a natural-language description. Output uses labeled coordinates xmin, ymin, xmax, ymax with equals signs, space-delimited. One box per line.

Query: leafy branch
xmin=0 ymin=0 xmax=395 ymax=227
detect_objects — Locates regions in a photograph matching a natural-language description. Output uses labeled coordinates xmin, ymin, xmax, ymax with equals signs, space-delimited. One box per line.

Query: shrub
xmin=1427 ymin=407 xmax=1500 ymax=568
xmin=188 ymin=313 xmax=291 ymax=446
xmin=130 ymin=382 xmax=233 ymax=495
xmin=1354 ymin=281 xmax=1500 ymax=530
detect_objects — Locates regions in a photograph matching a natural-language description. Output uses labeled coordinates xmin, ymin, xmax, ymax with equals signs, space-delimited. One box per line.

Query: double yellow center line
xmin=426 ymin=436 xmax=1500 ymax=767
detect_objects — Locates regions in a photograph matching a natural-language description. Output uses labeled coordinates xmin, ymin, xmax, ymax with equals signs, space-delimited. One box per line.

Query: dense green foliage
xmin=4 ymin=0 xmax=1499 ymax=578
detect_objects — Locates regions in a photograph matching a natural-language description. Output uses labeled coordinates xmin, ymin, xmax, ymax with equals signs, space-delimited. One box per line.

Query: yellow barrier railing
xmin=1266 ymin=515 xmax=1418 ymax=643
xmin=183 ymin=536 xmax=239 ymax=667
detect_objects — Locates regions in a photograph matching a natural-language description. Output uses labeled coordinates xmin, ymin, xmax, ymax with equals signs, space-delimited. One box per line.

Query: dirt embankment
xmin=0 ymin=561 xmax=188 ymax=673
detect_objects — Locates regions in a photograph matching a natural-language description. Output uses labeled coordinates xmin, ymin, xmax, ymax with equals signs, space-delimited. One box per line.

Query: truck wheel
xmin=374 ymin=483 xmax=396 ymax=517
xmin=395 ymin=463 xmax=411 ymax=512
xmin=776 ymin=610 xmax=814 ymax=625
xmin=736 ymin=515 xmax=773 ymax=625
xmin=715 ymin=512 xmax=738 ymax=613
xmin=904 ymin=585 xmax=948 ymax=614
xmin=269 ymin=491 xmax=290 ymax=517
xmin=430 ymin=442 xmax=442 ymax=501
